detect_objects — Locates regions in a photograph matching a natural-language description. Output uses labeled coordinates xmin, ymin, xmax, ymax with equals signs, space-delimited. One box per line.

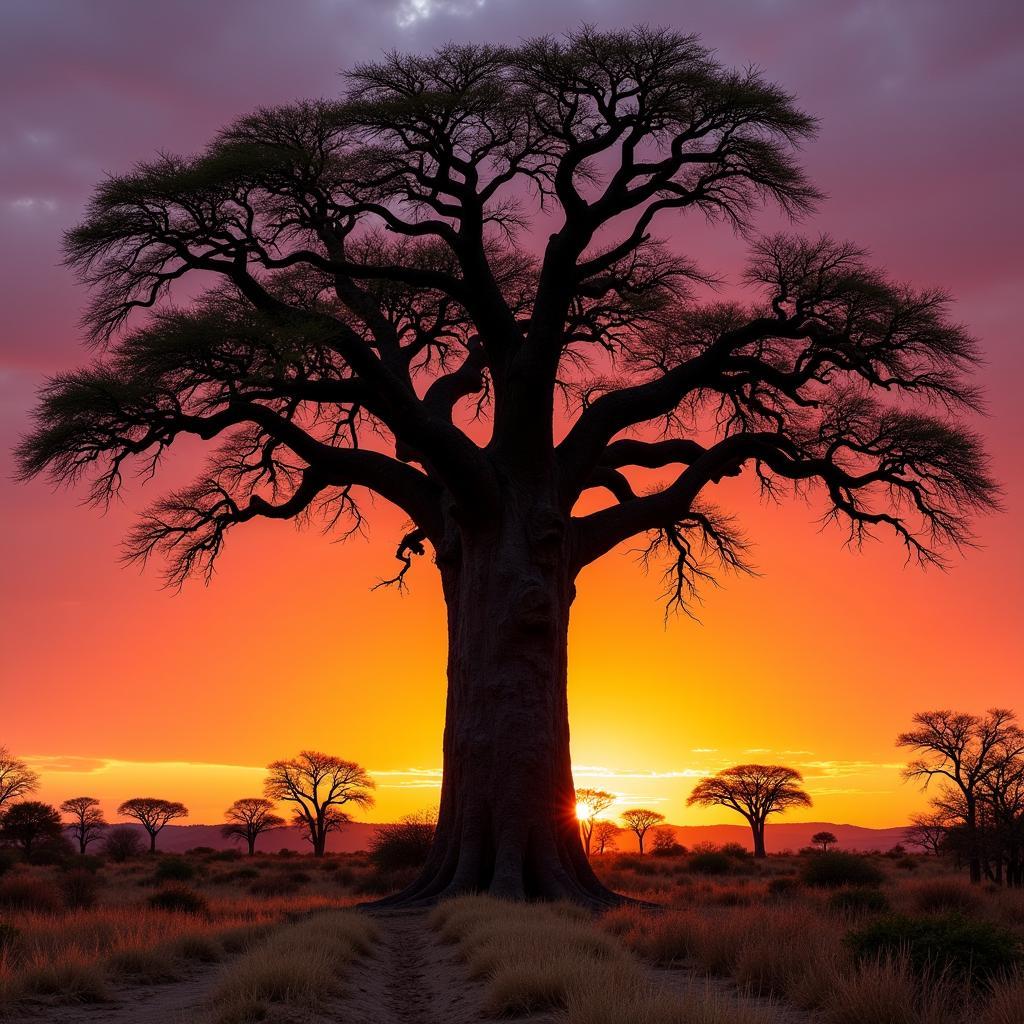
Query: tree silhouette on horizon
xmin=688 ymin=764 xmax=811 ymax=857
xmin=16 ymin=26 xmax=996 ymax=905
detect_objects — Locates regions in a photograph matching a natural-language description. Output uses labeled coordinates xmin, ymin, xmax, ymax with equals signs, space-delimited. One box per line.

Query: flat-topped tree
xmin=16 ymin=27 xmax=996 ymax=905
xmin=117 ymin=797 xmax=188 ymax=852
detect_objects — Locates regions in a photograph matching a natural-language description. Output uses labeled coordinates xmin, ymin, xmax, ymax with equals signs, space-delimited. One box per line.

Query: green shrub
xmin=828 ymin=887 xmax=889 ymax=915
xmin=688 ymin=851 xmax=733 ymax=875
xmin=147 ymin=885 xmax=209 ymax=914
xmin=800 ymin=852 xmax=884 ymax=888
xmin=847 ymin=914 xmax=1022 ymax=983
xmin=153 ymin=856 xmax=196 ymax=883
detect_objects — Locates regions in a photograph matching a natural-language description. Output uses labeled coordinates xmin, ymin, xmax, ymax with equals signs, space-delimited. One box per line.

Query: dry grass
xmin=205 ymin=910 xmax=377 ymax=1024
xmin=980 ymin=969 xmax=1024 ymax=1024
xmin=431 ymin=895 xmax=791 ymax=1023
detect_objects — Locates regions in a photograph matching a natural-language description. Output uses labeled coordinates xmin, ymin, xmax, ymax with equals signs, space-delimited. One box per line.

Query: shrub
xmin=0 ymin=871 xmax=62 ymax=911
xmin=209 ymin=848 xmax=242 ymax=862
xmin=800 ymin=852 xmax=884 ymax=888
xmin=720 ymin=842 xmax=750 ymax=859
xmin=0 ymin=848 xmax=19 ymax=876
xmin=154 ymin=856 xmax=197 ymax=883
xmin=60 ymin=867 xmax=100 ymax=909
xmin=766 ymin=876 xmax=801 ymax=900
xmin=248 ymin=874 xmax=298 ymax=897
xmin=103 ymin=826 xmax=145 ymax=862
xmin=827 ymin=887 xmax=889 ymax=915
xmin=688 ymin=852 xmax=732 ymax=875
xmin=147 ymin=885 xmax=209 ymax=914
xmin=847 ymin=914 xmax=1023 ymax=983
xmin=369 ymin=812 xmax=435 ymax=872
xmin=908 ymin=877 xmax=983 ymax=915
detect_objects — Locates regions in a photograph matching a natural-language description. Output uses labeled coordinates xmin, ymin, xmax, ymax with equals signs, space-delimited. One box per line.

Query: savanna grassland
xmin=1 ymin=844 xmax=1022 ymax=1024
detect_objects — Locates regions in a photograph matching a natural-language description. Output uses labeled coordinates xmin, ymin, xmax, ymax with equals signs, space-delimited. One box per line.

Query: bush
xmin=153 ymin=856 xmax=197 ymax=883
xmin=800 ymin=851 xmax=884 ymax=888
xmin=720 ymin=842 xmax=750 ymax=859
xmin=209 ymin=848 xmax=242 ymax=862
xmin=0 ymin=848 xmax=19 ymax=876
xmin=767 ymin=876 xmax=801 ymax=900
xmin=72 ymin=854 xmax=104 ymax=874
xmin=369 ymin=813 xmax=435 ymax=872
xmin=147 ymin=885 xmax=209 ymax=914
xmin=0 ymin=871 xmax=62 ymax=911
xmin=847 ymin=914 xmax=1022 ymax=983
xmin=687 ymin=851 xmax=732 ymax=875
xmin=60 ymin=867 xmax=100 ymax=909
xmin=828 ymin=887 xmax=889 ymax=915
xmin=103 ymin=826 xmax=145 ymax=862
xmin=248 ymin=874 xmax=299 ymax=897
xmin=909 ymin=878 xmax=983 ymax=915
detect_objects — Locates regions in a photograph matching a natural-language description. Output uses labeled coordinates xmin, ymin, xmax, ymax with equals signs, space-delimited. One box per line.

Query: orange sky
xmin=1 ymin=2 xmax=1022 ymax=832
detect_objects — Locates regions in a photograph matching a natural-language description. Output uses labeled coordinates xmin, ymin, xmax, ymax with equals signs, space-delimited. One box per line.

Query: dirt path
xmin=335 ymin=908 xmax=497 ymax=1024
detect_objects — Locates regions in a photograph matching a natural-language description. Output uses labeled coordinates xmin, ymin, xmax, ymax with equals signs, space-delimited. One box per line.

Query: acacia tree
xmin=0 ymin=801 xmax=64 ymax=858
xmin=16 ymin=27 xmax=996 ymax=905
xmin=222 ymin=797 xmax=285 ymax=855
xmin=0 ymin=748 xmax=39 ymax=812
xmin=620 ymin=808 xmax=665 ymax=854
xmin=576 ymin=788 xmax=615 ymax=856
xmin=60 ymin=796 xmax=108 ymax=854
xmin=688 ymin=764 xmax=810 ymax=857
xmin=117 ymin=797 xmax=188 ymax=853
xmin=903 ymin=811 xmax=950 ymax=857
xmin=898 ymin=709 xmax=1024 ymax=883
xmin=264 ymin=751 xmax=374 ymax=857
xmin=811 ymin=829 xmax=837 ymax=853
xmin=592 ymin=820 xmax=619 ymax=855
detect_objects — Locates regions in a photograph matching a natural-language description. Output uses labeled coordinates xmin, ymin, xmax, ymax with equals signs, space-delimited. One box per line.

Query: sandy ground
xmin=9 ymin=910 xmax=816 ymax=1024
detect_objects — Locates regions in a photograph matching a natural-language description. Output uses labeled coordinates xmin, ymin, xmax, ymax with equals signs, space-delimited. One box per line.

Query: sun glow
xmin=575 ymin=801 xmax=593 ymax=821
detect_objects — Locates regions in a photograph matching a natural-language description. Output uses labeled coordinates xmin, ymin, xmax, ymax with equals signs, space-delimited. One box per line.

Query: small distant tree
xmin=0 ymin=748 xmax=38 ymax=812
xmin=812 ymin=830 xmax=837 ymax=853
xmin=222 ymin=797 xmax=285 ymax=855
xmin=0 ymin=801 xmax=64 ymax=858
xmin=897 ymin=709 xmax=1024 ymax=883
xmin=576 ymin=788 xmax=615 ymax=857
xmin=264 ymin=751 xmax=374 ymax=857
xmin=688 ymin=765 xmax=811 ymax=858
xmin=103 ymin=825 xmax=145 ymax=862
xmin=60 ymin=796 xmax=108 ymax=854
xmin=117 ymin=797 xmax=188 ymax=853
xmin=370 ymin=809 xmax=437 ymax=871
xmin=621 ymin=809 xmax=666 ymax=854
xmin=592 ymin=820 xmax=619 ymax=856
xmin=652 ymin=826 xmax=682 ymax=855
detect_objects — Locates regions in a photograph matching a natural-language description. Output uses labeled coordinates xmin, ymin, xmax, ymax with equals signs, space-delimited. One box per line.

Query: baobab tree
xmin=620 ymin=808 xmax=665 ymax=854
xmin=222 ymin=797 xmax=285 ymax=855
xmin=60 ymin=796 xmax=108 ymax=854
xmin=264 ymin=751 xmax=374 ymax=857
xmin=0 ymin=748 xmax=38 ymax=811
xmin=117 ymin=797 xmax=188 ymax=853
xmin=16 ymin=27 xmax=996 ymax=905
xmin=688 ymin=764 xmax=811 ymax=857
xmin=576 ymin=788 xmax=616 ymax=856
xmin=898 ymin=709 xmax=1024 ymax=883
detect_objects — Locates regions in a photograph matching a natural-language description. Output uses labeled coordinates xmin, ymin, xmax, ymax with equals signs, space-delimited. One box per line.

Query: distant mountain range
xmin=100 ymin=820 xmax=911 ymax=855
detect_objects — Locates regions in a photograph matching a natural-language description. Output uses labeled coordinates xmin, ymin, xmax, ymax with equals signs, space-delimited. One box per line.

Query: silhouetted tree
xmin=117 ymin=797 xmax=188 ymax=853
xmin=264 ymin=751 xmax=374 ymax=857
xmin=592 ymin=820 xmax=619 ymax=855
xmin=103 ymin=825 xmax=145 ymax=862
xmin=652 ymin=826 xmax=683 ymax=855
xmin=370 ymin=809 xmax=437 ymax=871
xmin=0 ymin=801 xmax=64 ymax=859
xmin=60 ymin=796 xmax=108 ymax=854
xmin=0 ymin=748 xmax=38 ymax=812
xmin=898 ymin=709 xmax=1024 ymax=883
xmin=16 ymin=26 xmax=997 ymax=905
xmin=576 ymin=788 xmax=615 ymax=856
xmin=222 ymin=797 xmax=285 ymax=855
xmin=903 ymin=811 xmax=950 ymax=857
xmin=620 ymin=808 xmax=665 ymax=854
xmin=811 ymin=830 xmax=837 ymax=853
xmin=688 ymin=765 xmax=810 ymax=857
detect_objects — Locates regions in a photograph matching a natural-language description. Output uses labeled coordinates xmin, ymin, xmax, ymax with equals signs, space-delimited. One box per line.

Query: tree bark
xmin=378 ymin=499 xmax=622 ymax=907
xmin=148 ymin=831 xmax=157 ymax=853
xmin=751 ymin=819 xmax=767 ymax=858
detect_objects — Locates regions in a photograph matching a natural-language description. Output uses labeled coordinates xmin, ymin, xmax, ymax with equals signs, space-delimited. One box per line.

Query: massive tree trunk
xmin=379 ymin=497 xmax=622 ymax=907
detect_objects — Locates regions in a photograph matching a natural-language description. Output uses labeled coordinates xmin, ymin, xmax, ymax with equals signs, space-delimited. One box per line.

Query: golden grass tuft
xmin=206 ymin=910 xmax=377 ymax=1024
